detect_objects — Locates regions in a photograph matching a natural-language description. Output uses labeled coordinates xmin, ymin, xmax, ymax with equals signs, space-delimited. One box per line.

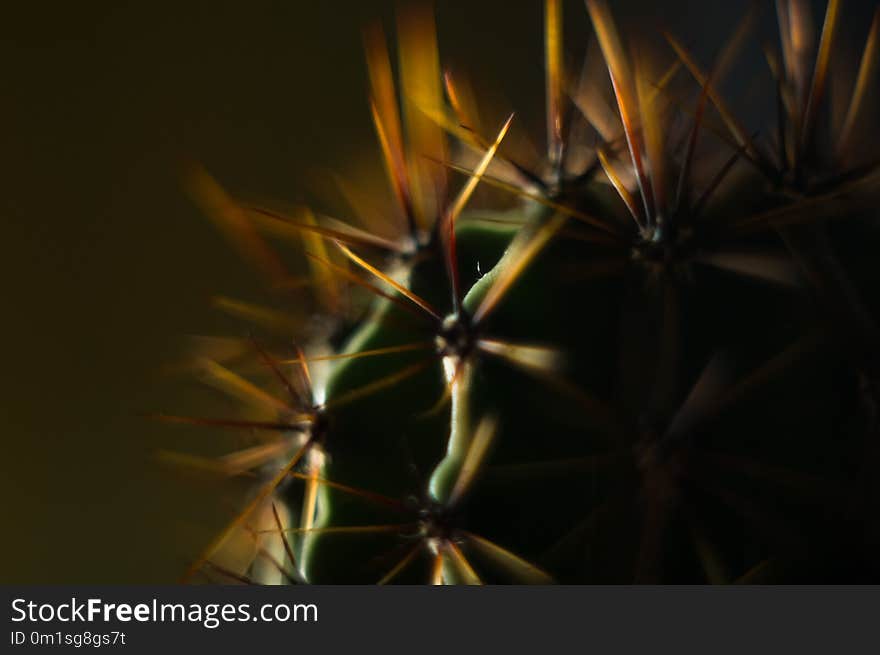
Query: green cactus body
xmin=174 ymin=0 xmax=880 ymax=584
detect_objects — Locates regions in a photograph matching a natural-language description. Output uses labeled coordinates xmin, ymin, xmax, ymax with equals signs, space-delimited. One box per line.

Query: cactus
xmin=161 ymin=0 xmax=880 ymax=584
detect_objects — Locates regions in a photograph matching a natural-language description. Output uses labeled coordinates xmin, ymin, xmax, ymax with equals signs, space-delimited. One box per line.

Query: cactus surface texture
xmin=163 ymin=0 xmax=880 ymax=584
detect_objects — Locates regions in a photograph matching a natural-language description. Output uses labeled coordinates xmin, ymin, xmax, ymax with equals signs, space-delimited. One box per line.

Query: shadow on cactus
xmin=155 ymin=0 xmax=880 ymax=584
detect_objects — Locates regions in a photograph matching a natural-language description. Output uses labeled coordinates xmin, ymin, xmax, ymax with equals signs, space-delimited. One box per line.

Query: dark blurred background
xmin=0 ymin=0 xmax=876 ymax=582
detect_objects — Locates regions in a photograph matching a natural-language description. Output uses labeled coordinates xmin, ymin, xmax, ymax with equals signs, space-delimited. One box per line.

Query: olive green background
xmin=1 ymin=0 xmax=874 ymax=582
